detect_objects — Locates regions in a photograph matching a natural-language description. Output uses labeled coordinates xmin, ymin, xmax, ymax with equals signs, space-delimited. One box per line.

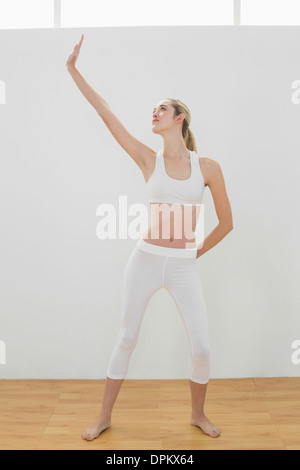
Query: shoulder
xmin=195 ymin=154 xmax=221 ymax=188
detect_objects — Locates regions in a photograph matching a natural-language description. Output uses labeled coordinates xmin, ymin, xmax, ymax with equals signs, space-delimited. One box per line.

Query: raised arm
xmin=66 ymin=34 xmax=155 ymax=171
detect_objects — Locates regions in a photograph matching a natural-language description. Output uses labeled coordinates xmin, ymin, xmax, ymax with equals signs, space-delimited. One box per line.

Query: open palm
xmin=66 ymin=34 xmax=84 ymax=68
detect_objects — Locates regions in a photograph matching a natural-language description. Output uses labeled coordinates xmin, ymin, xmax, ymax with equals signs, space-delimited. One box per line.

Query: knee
xmin=192 ymin=344 xmax=210 ymax=363
xmin=117 ymin=334 xmax=137 ymax=354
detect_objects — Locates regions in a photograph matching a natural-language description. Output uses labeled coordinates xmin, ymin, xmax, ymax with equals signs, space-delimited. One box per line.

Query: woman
xmin=66 ymin=35 xmax=233 ymax=441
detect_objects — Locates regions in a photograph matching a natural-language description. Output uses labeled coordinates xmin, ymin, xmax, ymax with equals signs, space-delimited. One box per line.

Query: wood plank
xmin=0 ymin=378 xmax=299 ymax=450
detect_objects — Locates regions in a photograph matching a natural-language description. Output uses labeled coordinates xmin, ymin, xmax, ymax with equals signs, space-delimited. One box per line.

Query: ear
xmin=176 ymin=113 xmax=185 ymax=124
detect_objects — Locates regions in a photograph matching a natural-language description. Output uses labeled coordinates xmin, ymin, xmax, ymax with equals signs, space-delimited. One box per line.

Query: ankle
xmin=98 ymin=412 xmax=112 ymax=422
xmin=191 ymin=411 xmax=206 ymax=420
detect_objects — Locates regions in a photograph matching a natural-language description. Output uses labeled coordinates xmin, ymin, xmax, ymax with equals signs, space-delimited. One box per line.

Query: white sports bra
xmin=146 ymin=149 xmax=205 ymax=205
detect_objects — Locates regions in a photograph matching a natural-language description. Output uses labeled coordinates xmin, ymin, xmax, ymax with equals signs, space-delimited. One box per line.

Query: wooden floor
xmin=0 ymin=377 xmax=299 ymax=450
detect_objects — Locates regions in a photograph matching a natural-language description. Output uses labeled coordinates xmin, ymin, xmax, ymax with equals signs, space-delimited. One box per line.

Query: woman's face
xmin=151 ymin=100 xmax=174 ymax=133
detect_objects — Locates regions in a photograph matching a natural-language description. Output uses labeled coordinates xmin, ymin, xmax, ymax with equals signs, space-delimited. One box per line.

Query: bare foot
xmin=81 ymin=416 xmax=111 ymax=441
xmin=191 ymin=414 xmax=221 ymax=438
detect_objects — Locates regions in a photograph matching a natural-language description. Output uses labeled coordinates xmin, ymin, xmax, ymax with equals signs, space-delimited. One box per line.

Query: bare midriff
xmin=141 ymin=202 xmax=202 ymax=250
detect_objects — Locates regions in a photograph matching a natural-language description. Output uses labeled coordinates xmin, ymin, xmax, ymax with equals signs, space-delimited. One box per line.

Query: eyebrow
xmin=153 ymin=104 xmax=168 ymax=112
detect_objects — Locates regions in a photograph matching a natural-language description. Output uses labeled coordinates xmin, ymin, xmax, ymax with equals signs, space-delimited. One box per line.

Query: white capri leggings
xmin=106 ymin=238 xmax=210 ymax=384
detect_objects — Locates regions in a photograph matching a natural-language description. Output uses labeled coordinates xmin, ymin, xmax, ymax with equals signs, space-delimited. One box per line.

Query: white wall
xmin=0 ymin=26 xmax=299 ymax=379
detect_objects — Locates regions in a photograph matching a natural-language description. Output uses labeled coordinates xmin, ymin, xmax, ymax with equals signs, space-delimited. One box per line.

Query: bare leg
xmin=81 ymin=377 xmax=124 ymax=441
xmin=189 ymin=380 xmax=221 ymax=438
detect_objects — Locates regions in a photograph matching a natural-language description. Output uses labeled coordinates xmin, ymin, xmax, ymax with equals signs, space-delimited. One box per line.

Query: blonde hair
xmin=166 ymin=98 xmax=197 ymax=153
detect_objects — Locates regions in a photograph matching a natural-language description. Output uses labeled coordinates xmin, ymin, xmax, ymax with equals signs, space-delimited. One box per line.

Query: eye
xmin=153 ymin=107 xmax=165 ymax=113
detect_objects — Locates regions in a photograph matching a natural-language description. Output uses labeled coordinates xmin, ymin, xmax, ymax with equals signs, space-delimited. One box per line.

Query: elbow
xmin=220 ymin=219 xmax=234 ymax=233
xmin=226 ymin=214 xmax=234 ymax=232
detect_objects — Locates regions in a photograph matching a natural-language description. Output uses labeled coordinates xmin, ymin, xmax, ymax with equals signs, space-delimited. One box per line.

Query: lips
xmin=152 ymin=120 xmax=159 ymax=123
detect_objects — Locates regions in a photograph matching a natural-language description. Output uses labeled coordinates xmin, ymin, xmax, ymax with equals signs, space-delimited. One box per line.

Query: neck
xmin=162 ymin=135 xmax=189 ymax=160
xmin=163 ymin=141 xmax=190 ymax=160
